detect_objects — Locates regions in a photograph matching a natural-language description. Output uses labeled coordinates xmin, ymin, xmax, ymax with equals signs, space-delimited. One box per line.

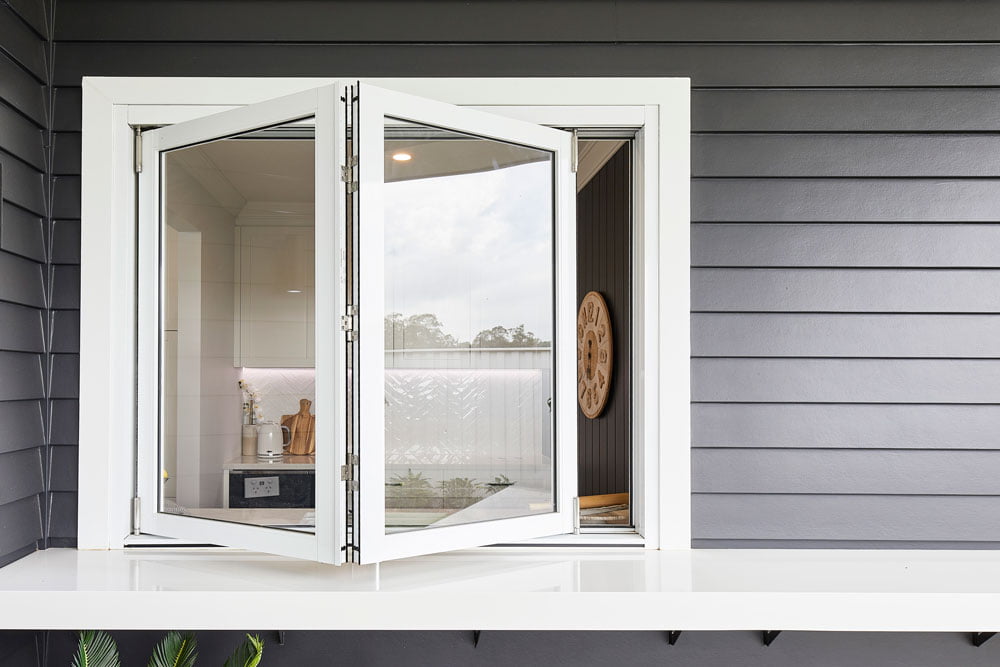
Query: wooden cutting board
xmin=281 ymin=398 xmax=315 ymax=455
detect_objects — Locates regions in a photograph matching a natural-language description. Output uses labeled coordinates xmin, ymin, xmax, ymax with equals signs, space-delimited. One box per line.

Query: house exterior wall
xmin=6 ymin=0 xmax=1000 ymax=557
xmin=5 ymin=1 xmax=1000 ymax=663
xmin=49 ymin=0 xmax=1000 ymax=549
xmin=0 ymin=0 xmax=53 ymax=568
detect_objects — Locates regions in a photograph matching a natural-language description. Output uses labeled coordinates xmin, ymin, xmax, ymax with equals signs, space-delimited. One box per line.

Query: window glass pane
xmin=383 ymin=118 xmax=555 ymax=533
xmin=160 ymin=120 xmax=317 ymax=533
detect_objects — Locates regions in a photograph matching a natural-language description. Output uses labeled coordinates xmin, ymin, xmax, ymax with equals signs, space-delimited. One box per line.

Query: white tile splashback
xmin=240 ymin=367 xmax=316 ymax=423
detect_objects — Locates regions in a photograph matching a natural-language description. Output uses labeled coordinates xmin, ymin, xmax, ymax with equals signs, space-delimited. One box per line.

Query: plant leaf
xmin=222 ymin=634 xmax=264 ymax=667
xmin=73 ymin=630 xmax=121 ymax=667
xmin=147 ymin=631 xmax=198 ymax=667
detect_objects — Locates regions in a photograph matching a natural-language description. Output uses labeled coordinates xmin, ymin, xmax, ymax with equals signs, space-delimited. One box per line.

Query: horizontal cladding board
xmin=0 ymin=302 xmax=43 ymax=353
xmin=48 ymin=399 xmax=76 ymax=446
xmin=0 ymin=448 xmax=42 ymax=505
xmin=694 ymin=179 xmax=1000 ymax=223
xmin=52 ymin=87 xmax=80 ymax=133
xmin=0 ymin=203 xmax=45 ymax=263
xmin=693 ymin=358 xmax=1000 ymax=403
xmin=693 ymin=268 xmax=1000 ymax=312
xmin=8 ymin=0 xmax=46 ymax=39
xmin=50 ymin=310 xmax=79 ymax=354
xmin=694 ymin=539 xmax=1000 ymax=549
xmin=0 ymin=152 xmax=45 ymax=217
xmin=693 ymin=224 xmax=1000 ymax=268
xmin=693 ymin=494 xmax=1000 ymax=541
xmin=692 ymin=313 xmax=1000 ymax=358
xmin=0 ymin=250 xmax=44 ymax=308
xmin=49 ymin=354 xmax=78 ymax=399
xmin=0 ymin=52 xmax=44 ymax=126
xmin=48 ymin=445 xmax=77 ymax=493
xmin=55 ymin=87 xmax=1000 ymax=135
xmin=51 ymin=0 xmax=1000 ymax=42
xmin=0 ymin=495 xmax=40 ymax=559
xmin=0 ymin=103 xmax=43 ymax=169
xmin=0 ymin=401 xmax=44 ymax=454
xmin=50 ymin=264 xmax=78 ymax=309
xmin=50 ymin=219 xmax=79 ymax=265
xmin=0 ymin=5 xmax=45 ymax=82
xmin=693 ymin=403 xmax=1000 ymax=449
xmin=694 ymin=89 xmax=1000 ymax=133
xmin=50 ymin=43 xmax=1000 ymax=88
xmin=51 ymin=175 xmax=79 ymax=220
xmin=47 ymin=491 xmax=76 ymax=540
xmin=52 ymin=132 xmax=80 ymax=175
xmin=694 ymin=449 xmax=1000 ymax=495
xmin=695 ymin=134 xmax=1000 ymax=178
xmin=0 ymin=352 xmax=43 ymax=401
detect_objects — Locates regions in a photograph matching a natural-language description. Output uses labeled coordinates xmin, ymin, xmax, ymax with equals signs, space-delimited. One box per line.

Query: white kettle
xmin=256 ymin=421 xmax=290 ymax=460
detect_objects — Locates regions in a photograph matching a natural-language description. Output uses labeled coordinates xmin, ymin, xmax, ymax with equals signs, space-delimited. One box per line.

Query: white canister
xmin=256 ymin=422 xmax=290 ymax=459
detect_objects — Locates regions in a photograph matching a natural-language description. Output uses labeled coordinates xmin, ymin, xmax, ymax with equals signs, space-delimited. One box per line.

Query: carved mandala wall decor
xmin=577 ymin=291 xmax=613 ymax=419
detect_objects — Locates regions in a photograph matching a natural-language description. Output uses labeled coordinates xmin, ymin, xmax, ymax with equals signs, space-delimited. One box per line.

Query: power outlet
xmin=245 ymin=476 xmax=280 ymax=499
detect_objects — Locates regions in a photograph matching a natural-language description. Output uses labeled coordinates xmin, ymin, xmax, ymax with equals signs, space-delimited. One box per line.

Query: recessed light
xmin=392 ymin=152 xmax=412 ymax=162
xmin=287 ymin=289 xmax=302 ymax=294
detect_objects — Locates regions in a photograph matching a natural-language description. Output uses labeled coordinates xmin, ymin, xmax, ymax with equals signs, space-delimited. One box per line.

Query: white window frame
xmin=78 ymin=77 xmax=691 ymax=554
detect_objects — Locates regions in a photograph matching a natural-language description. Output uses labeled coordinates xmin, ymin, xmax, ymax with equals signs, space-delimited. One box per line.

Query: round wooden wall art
xmin=577 ymin=291 xmax=613 ymax=419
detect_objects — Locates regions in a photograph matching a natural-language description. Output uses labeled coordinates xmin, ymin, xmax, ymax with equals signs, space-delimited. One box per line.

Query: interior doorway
xmin=575 ymin=139 xmax=633 ymax=528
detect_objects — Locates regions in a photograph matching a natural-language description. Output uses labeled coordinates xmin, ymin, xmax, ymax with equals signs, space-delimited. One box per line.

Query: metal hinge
xmin=341 ymin=155 xmax=358 ymax=193
xmin=133 ymin=127 xmax=143 ymax=174
xmin=570 ymin=129 xmax=579 ymax=174
xmin=341 ymin=305 xmax=358 ymax=342
xmin=132 ymin=496 xmax=141 ymax=535
xmin=341 ymin=453 xmax=359 ymax=491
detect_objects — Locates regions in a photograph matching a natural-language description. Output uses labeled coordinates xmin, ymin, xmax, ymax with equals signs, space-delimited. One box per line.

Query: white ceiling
xmin=168 ymin=137 xmax=624 ymax=221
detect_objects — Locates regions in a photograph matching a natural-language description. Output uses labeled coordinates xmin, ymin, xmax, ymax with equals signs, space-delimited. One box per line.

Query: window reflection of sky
xmin=384 ymin=160 xmax=553 ymax=343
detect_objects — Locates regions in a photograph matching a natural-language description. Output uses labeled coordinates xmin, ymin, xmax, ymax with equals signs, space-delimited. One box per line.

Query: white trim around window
xmin=78 ymin=77 xmax=691 ymax=554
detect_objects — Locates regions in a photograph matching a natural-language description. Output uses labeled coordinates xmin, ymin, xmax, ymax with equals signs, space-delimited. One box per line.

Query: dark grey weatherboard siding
xmin=0 ymin=0 xmax=49 ymax=566
xmin=42 ymin=0 xmax=1000 ymax=549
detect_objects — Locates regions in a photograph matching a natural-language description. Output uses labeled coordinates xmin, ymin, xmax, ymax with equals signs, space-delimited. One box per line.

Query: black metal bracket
xmin=762 ymin=631 xmax=781 ymax=647
xmin=666 ymin=631 xmax=682 ymax=645
xmin=473 ymin=630 xmax=482 ymax=648
xmin=972 ymin=632 xmax=996 ymax=647
xmin=276 ymin=630 xmax=285 ymax=646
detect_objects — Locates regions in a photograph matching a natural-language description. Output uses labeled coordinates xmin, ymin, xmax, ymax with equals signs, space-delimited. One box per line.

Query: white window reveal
xmin=78 ymin=78 xmax=691 ymax=564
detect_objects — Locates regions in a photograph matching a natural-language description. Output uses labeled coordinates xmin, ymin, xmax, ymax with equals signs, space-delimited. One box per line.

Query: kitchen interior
xmin=159 ymin=116 xmax=631 ymax=536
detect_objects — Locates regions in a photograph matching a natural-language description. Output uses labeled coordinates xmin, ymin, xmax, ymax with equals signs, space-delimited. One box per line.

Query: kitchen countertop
xmin=3 ymin=547 xmax=1000 ymax=631
xmin=222 ymin=455 xmax=316 ymax=471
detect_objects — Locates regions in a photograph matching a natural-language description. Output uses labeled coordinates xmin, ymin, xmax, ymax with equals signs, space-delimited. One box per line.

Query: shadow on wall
xmin=5 ymin=630 xmax=1000 ymax=667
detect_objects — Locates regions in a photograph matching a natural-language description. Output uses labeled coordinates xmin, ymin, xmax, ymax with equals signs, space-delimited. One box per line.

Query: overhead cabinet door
xmin=349 ymin=83 xmax=577 ymax=563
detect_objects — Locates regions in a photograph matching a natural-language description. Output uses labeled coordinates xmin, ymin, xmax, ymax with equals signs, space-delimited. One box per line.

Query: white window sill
xmin=2 ymin=548 xmax=1000 ymax=631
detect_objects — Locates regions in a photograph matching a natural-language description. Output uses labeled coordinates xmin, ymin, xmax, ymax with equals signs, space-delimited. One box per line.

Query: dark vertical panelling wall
xmin=38 ymin=0 xmax=1000 ymax=548
xmin=0 ymin=0 xmax=49 ymax=566
xmin=577 ymin=144 xmax=630 ymax=497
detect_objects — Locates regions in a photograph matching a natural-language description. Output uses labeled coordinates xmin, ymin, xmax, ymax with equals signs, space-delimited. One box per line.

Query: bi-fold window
xmin=136 ymin=82 xmax=577 ymax=564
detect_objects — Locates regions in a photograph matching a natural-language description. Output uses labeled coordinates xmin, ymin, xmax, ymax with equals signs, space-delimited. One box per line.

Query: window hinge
xmin=341 ymin=155 xmax=358 ymax=193
xmin=341 ymin=453 xmax=359 ymax=491
xmin=133 ymin=127 xmax=143 ymax=174
xmin=570 ymin=129 xmax=579 ymax=174
xmin=132 ymin=496 xmax=141 ymax=535
xmin=341 ymin=305 xmax=358 ymax=342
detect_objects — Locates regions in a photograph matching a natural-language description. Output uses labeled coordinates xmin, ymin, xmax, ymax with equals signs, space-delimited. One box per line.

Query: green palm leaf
xmin=147 ymin=631 xmax=198 ymax=667
xmin=222 ymin=634 xmax=264 ymax=667
xmin=72 ymin=630 xmax=121 ymax=667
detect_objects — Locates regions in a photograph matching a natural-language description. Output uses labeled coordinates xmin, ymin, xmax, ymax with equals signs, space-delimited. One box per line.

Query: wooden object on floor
xmin=578 ymin=492 xmax=629 ymax=510
xmin=281 ymin=398 xmax=315 ymax=455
